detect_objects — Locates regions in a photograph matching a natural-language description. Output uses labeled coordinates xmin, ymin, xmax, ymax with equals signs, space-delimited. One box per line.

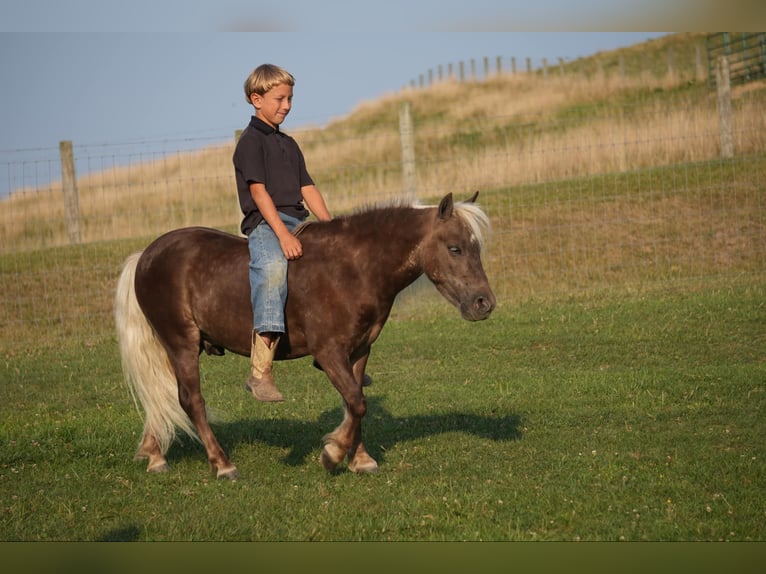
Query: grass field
xmin=1 ymin=277 xmax=764 ymax=541
xmin=1 ymin=32 xmax=764 ymax=546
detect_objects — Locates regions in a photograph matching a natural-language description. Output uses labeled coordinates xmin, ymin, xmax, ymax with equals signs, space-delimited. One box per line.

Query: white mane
xmin=348 ymin=195 xmax=491 ymax=250
xmin=453 ymin=201 xmax=491 ymax=250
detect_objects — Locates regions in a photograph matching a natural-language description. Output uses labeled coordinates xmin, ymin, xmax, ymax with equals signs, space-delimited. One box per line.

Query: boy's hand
xmin=279 ymin=233 xmax=303 ymax=260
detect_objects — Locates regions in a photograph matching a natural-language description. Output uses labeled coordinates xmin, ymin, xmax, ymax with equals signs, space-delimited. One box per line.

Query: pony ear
xmin=438 ymin=193 xmax=454 ymax=220
xmin=467 ymin=190 xmax=479 ymax=203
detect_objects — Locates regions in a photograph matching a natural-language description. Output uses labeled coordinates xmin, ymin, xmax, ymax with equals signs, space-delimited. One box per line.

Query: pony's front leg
xmin=321 ymin=399 xmax=379 ymax=474
xmin=346 ymin=352 xmax=378 ymax=472
xmin=319 ymin=359 xmax=377 ymax=472
xmin=347 ymin=434 xmax=379 ymax=474
xmin=321 ymin=402 xmax=354 ymax=471
xmin=353 ymin=353 xmax=373 ymax=387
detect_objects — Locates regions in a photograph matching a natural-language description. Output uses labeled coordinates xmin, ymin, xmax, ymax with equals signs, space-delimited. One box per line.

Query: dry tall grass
xmin=2 ymin=32 xmax=764 ymax=252
xmin=1 ymin=33 xmax=765 ymax=347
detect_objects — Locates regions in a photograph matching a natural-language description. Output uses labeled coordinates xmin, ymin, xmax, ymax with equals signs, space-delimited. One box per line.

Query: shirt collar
xmin=249 ymin=115 xmax=280 ymax=135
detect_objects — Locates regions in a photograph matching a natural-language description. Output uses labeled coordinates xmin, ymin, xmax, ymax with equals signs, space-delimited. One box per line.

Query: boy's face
xmin=251 ymin=83 xmax=293 ymax=128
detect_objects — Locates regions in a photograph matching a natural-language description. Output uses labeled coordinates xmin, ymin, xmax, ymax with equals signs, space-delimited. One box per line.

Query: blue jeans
xmin=247 ymin=212 xmax=303 ymax=334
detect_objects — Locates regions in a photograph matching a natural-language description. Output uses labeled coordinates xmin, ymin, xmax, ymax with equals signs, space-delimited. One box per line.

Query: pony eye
xmin=448 ymin=246 xmax=462 ymax=255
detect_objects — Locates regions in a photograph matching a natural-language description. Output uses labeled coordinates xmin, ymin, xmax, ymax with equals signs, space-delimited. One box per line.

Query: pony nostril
xmin=474 ymin=294 xmax=495 ymax=314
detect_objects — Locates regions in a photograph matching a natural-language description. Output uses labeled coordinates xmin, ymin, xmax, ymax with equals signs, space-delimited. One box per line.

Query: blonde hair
xmin=244 ymin=64 xmax=295 ymax=103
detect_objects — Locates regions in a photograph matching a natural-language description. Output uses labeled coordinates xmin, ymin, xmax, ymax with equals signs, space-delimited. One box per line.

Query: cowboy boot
xmin=245 ymin=331 xmax=283 ymax=402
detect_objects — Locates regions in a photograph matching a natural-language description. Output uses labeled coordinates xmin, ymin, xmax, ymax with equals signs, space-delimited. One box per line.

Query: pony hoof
xmin=216 ymin=466 xmax=239 ymax=480
xmin=320 ymin=450 xmax=338 ymax=472
xmin=349 ymin=459 xmax=379 ymax=474
xmin=146 ymin=462 xmax=169 ymax=473
xmin=320 ymin=444 xmax=344 ymax=472
xmin=139 ymin=453 xmax=169 ymax=473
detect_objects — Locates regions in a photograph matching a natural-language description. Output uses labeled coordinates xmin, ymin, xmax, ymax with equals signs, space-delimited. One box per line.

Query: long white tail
xmin=114 ymin=252 xmax=198 ymax=456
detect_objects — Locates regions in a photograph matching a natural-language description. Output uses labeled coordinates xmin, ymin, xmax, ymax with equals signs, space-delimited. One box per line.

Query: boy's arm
xmin=250 ymin=182 xmax=304 ymax=260
xmin=301 ymin=185 xmax=332 ymax=221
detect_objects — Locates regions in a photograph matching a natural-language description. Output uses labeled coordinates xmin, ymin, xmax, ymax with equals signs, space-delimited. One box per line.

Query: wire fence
xmin=707 ymin=32 xmax=766 ymax=88
xmin=1 ymin=67 xmax=765 ymax=348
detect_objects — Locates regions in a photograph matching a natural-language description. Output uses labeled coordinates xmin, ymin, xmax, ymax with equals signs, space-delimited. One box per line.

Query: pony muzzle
xmin=461 ymin=291 xmax=496 ymax=321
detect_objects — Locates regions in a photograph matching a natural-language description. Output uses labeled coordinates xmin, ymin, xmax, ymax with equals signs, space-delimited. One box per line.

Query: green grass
xmin=1 ymin=279 xmax=764 ymax=541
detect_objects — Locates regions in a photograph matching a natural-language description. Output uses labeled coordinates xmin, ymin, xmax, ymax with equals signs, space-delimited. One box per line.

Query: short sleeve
xmin=234 ymin=133 xmax=266 ymax=185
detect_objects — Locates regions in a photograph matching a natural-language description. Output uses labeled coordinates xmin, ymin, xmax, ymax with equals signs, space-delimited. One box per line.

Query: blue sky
xmin=0 ymin=32 xmax=668 ymax=153
xmin=0 ymin=0 xmax=701 ymax=33
xmin=3 ymin=0 xmax=725 ymax=197
xmin=0 ymin=0 xmax=756 ymax=154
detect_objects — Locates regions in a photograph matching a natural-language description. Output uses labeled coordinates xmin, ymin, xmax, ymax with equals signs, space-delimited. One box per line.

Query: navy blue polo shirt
xmin=233 ymin=115 xmax=313 ymax=236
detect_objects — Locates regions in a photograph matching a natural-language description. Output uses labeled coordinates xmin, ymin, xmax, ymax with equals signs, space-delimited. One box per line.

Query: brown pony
xmin=114 ymin=192 xmax=495 ymax=479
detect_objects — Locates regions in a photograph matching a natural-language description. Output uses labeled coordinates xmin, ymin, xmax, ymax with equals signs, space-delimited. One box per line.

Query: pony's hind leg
xmin=134 ymin=432 xmax=169 ymax=473
xmin=172 ymin=350 xmax=240 ymax=480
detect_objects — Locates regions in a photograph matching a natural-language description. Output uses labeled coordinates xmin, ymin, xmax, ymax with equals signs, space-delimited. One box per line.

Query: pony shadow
xmin=167 ymin=395 xmax=523 ymax=472
xmin=97 ymin=524 xmax=142 ymax=542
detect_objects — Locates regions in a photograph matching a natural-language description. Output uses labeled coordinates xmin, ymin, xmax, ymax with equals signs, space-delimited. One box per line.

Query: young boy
xmin=233 ymin=64 xmax=331 ymax=402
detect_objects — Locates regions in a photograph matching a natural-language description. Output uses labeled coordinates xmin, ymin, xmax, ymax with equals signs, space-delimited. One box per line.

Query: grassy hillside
xmin=3 ymin=32 xmax=764 ymax=252
xmin=1 ymin=32 xmax=764 ymax=347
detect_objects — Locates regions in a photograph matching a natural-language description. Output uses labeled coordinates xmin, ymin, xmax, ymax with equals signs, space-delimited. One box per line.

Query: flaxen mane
xmin=297 ymin=196 xmax=490 ymax=249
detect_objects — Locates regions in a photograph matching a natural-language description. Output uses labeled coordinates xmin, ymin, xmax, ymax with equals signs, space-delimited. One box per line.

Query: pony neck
xmin=363 ymin=204 xmax=432 ymax=295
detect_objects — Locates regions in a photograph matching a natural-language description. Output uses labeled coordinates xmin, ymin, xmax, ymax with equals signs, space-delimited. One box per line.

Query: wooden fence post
xmin=715 ymin=56 xmax=734 ymax=159
xmin=399 ymin=101 xmax=417 ymax=199
xmin=695 ymin=44 xmax=705 ymax=82
xmin=667 ymin=46 xmax=674 ymax=80
xmin=59 ymin=140 xmax=82 ymax=245
xmin=619 ymin=54 xmax=625 ymax=84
